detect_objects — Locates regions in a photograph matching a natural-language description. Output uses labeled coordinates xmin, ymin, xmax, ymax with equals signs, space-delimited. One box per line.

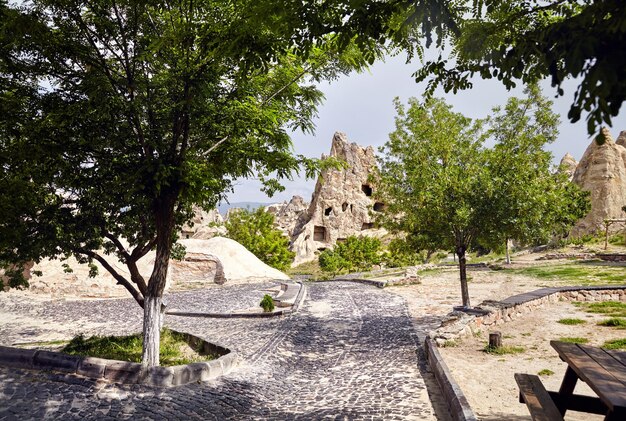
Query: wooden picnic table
xmin=549 ymin=340 xmax=626 ymax=420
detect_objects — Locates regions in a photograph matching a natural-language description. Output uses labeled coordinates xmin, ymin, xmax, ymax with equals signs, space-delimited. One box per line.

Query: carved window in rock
xmin=342 ymin=202 xmax=348 ymax=212
xmin=361 ymin=222 xmax=374 ymax=230
xmin=373 ymin=202 xmax=385 ymax=212
xmin=324 ymin=207 xmax=332 ymax=216
xmin=313 ymin=225 xmax=327 ymax=241
xmin=361 ymin=184 xmax=373 ymax=196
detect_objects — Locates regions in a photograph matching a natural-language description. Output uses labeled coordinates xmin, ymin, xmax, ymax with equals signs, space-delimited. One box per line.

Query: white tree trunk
xmin=142 ymin=295 xmax=162 ymax=367
xmin=505 ymin=239 xmax=511 ymax=265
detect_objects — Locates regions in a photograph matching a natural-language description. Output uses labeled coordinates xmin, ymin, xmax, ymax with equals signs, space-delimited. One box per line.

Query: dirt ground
xmin=391 ymin=256 xmax=626 ymax=421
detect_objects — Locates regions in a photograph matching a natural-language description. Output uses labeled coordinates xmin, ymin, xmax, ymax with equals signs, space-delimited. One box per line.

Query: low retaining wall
xmin=432 ymin=286 xmax=626 ymax=345
xmin=0 ymin=330 xmax=236 ymax=387
xmin=424 ymin=337 xmax=477 ymax=421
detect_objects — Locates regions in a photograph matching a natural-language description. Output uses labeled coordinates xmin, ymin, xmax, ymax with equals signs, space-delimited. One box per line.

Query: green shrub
xmin=225 ymin=208 xmax=295 ymax=271
xmin=260 ymin=294 xmax=275 ymax=312
xmin=318 ymin=235 xmax=382 ymax=274
xmin=483 ymin=345 xmax=525 ymax=355
xmin=538 ymin=369 xmax=554 ymax=376
xmin=383 ymin=239 xmax=426 ymax=268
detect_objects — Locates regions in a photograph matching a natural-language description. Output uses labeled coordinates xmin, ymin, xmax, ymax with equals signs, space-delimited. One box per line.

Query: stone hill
xmin=290 ymin=132 xmax=384 ymax=265
xmin=571 ymin=128 xmax=626 ymax=236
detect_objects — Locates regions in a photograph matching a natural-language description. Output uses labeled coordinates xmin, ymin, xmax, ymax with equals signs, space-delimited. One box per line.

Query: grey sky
xmin=228 ymin=53 xmax=626 ymax=204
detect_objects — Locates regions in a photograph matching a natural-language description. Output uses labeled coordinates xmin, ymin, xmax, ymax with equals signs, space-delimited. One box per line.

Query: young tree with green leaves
xmin=0 ymin=0 xmax=399 ymax=366
xmin=318 ymin=235 xmax=382 ymax=275
xmin=375 ymin=90 xmax=589 ymax=308
xmin=225 ymin=207 xmax=294 ymax=271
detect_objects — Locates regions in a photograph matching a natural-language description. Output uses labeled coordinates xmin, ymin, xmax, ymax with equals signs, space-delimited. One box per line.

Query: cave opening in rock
xmin=373 ymin=202 xmax=385 ymax=212
xmin=324 ymin=207 xmax=332 ymax=216
xmin=314 ymin=225 xmax=327 ymax=241
xmin=361 ymin=184 xmax=373 ymax=196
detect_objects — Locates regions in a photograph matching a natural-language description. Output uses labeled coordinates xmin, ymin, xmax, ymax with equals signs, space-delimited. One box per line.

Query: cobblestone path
xmin=0 ymin=282 xmax=450 ymax=420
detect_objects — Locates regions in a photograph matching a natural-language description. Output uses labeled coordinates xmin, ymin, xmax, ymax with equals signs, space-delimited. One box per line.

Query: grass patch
xmin=558 ymin=337 xmax=589 ymax=344
xmin=502 ymin=263 xmax=626 ymax=285
xmin=286 ymin=260 xmax=322 ymax=279
xmin=603 ymin=338 xmax=626 ymax=350
xmin=442 ymin=340 xmax=459 ymax=347
xmin=598 ymin=317 xmax=626 ymax=328
xmin=557 ymin=318 xmax=586 ymax=325
xmin=61 ymin=328 xmax=215 ymax=366
xmin=483 ymin=345 xmax=525 ymax=355
xmin=538 ymin=369 xmax=554 ymax=376
xmin=578 ymin=301 xmax=626 ymax=317
xmin=13 ymin=339 xmax=69 ymax=348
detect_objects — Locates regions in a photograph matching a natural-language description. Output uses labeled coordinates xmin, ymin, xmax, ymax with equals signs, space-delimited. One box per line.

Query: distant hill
xmin=217 ymin=201 xmax=272 ymax=216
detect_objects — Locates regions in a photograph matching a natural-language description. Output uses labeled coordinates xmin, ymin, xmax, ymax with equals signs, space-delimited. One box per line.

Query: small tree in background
xmin=375 ymin=89 xmax=589 ymax=308
xmin=225 ymin=208 xmax=295 ymax=271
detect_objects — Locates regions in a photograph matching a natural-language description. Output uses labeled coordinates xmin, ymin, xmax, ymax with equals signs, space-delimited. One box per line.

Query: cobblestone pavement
xmin=0 ymin=282 xmax=451 ymax=420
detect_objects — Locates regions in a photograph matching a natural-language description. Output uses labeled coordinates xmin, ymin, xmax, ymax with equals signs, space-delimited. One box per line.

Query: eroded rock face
xmin=181 ymin=206 xmax=226 ymax=239
xmin=266 ymin=195 xmax=308 ymax=238
xmin=571 ymin=128 xmax=626 ymax=236
xmin=290 ymin=132 xmax=384 ymax=265
xmin=558 ymin=152 xmax=578 ymax=181
xmin=616 ymin=130 xmax=626 ymax=147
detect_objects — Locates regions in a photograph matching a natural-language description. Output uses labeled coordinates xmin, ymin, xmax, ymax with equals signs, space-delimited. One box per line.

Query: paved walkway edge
xmin=424 ymin=336 xmax=477 ymax=421
xmin=0 ymin=334 xmax=236 ymax=387
xmin=166 ymin=281 xmax=306 ymax=318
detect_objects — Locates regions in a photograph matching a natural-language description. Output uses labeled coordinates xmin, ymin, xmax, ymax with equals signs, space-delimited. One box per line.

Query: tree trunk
xmin=142 ymin=294 xmax=162 ymax=367
xmin=141 ymin=191 xmax=177 ymax=367
xmin=456 ymin=246 xmax=470 ymax=308
xmin=505 ymin=239 xmax=511 ymax=265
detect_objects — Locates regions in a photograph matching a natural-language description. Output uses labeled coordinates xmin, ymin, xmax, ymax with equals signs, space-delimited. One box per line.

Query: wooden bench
xmin=515 ymin=373 xmax=564 ymax=421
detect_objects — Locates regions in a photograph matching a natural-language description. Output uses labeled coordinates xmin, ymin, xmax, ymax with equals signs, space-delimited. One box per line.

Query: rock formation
xmin=290 ymin=132 xmax=384 ymax=265
xmin=266 ymin=195 xmax=308 ymax=237
xmin=571 ymin=128 xmax=626 ymax=236
xmin=181 ymin=206 xmax=226 ymax=239
xmin=617 ymin=130 xmax=626 ymax=147
xmin=558 ymin=152 xmax=578 ymax=181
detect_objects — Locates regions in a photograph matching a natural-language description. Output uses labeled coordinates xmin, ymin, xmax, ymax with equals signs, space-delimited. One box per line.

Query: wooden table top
xmin=550 ymin=340 xmax=626 ymax=413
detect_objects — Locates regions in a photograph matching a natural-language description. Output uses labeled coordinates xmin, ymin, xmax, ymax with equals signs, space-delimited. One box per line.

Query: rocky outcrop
xmin=571 ymin=128 xmax=626 ymax=236
xmin=616 ymin=130 xmax=626 ymax=147
xmin=266 ymin=195 xmax=308 ymax=238
xmin=181 ymin=206 xmax=226 ymax=239
xmin=290 ymin=132 xmax=384 ymax=265
xmin=558 ymin=152 xmax=578 ymax=181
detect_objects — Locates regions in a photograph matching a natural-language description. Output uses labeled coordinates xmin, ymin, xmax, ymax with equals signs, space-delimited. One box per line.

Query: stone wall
xmin=432 ymin=287 xmax=626 ymax=345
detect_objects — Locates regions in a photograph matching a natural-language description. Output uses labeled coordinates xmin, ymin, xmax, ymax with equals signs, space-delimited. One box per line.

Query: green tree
xmin=481 ymin=84 xmax=590 ymax=263
xmin=319 ymin=236 xmax=382 ymax=275
xmin=375 ymin=92 xmax=588 ymax=308
xmin=413 ymin=0 xmax=626 ymax=135
xmin=225 ymin=208 xmax=294 ymax=271
xmin=0 ymin=0 xmax=387 ymax=366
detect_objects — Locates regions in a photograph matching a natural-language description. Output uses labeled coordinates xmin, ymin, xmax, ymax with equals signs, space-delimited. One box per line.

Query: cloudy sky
xmin=227 ymin=53 xmax=626 ymax=204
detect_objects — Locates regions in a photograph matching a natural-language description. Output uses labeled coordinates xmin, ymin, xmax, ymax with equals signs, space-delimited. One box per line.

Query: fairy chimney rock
xmin=181 ymin=206 xmax=225 ymax=239
xmin=571 ymin=128 xmax=626 ymax=236
xmin=290 ymin=132 xmax=382 ymax=265
xmin=266 ymin=195 xmax=309 ymax=238
xmin=617 ymin=130 xmax=626 ymax=147
xmin=559 ymin=152 xmax=578 ymax=181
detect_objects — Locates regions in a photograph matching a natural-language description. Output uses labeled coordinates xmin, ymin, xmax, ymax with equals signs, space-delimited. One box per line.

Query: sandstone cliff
xmin=571 ymin=128 xmax=626 ymax=236
xmin=266 ymin=195 xmax=308 ymax=238
xmin=290 ymin=132 xmax=384 ymax=265
xmin=558 ymin=152 xmax=578 ymax=181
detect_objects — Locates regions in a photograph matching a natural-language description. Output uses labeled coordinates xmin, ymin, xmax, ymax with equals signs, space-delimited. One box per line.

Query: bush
xmin=383 ymin=239 xmax=426 ymax=268
xmin=319 ymin=235 xmax=382 ymax=274
xmin=225 ymin=208 xmax=295 ymax=271
xmin=260 ymin=294 xmax=275 ymax=312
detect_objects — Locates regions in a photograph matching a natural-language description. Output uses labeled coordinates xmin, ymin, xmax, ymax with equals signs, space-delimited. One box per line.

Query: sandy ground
xmin=391 ymin=258 xmax=626 ymax=421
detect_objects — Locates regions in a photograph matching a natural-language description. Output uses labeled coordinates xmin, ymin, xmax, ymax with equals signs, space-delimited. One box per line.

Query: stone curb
xmin=424 ymin=337 xmax=478 ymax=421
xmin=0 ymin=334 xmax=237 ymax=387
xmin=166 ymin=281 xmax=307 ymax=318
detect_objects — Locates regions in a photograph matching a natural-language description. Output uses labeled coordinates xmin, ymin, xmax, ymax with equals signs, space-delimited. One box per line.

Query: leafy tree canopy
xmin=413 ymin=0 xmax=626 ymax=135
xmin=375 ymin=88 xmax=589 ymax=307
xmin=225 ymin=207 xmax=294 ymax=271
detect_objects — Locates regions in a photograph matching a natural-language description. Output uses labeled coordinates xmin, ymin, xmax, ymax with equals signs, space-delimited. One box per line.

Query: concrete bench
xmin=515 ymin=373 xmax=564 ymax=421
xmin=274 ymin=283 xmax=301 ymax=308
